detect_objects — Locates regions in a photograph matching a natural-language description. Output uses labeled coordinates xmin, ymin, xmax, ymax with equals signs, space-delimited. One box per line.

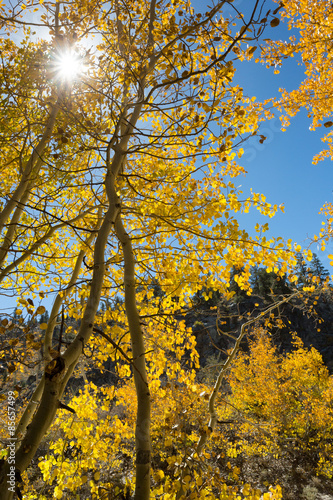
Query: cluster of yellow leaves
xmin=314 ymin=203 xmax=333 ymax=265
xmin=21 ymin=317 xmax=289 ymax=499
xmin=260 ymin=0 xmax=333 ymax=163
xmin=224 ymin=328 xmax=333 ymax=478
xmin=35 ymin=383 xmax=133 ymax=499
xmin=25 ymin=312 xmax=200 ymax=498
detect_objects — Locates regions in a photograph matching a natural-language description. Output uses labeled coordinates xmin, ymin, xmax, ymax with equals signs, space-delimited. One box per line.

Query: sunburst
xmin=55 ymin=50 xmax=84 ymax=82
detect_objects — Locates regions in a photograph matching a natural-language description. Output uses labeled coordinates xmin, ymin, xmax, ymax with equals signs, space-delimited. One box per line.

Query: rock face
xmin=187 ymin=289 xmax=333 ymax=371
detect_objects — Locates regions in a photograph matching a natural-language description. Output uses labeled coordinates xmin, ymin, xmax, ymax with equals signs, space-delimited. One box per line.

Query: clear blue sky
xmin=234 ymin=60 xmax=333 ymax=263
xmin=222 ymin=0 xmax=333 ymax=272
xmin=192 ymin=0 xmax=333 ymax=270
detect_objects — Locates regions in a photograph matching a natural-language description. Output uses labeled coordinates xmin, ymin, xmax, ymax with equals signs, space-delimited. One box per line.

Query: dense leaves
xmin=0 ymin=0 xmax=332 ymax=499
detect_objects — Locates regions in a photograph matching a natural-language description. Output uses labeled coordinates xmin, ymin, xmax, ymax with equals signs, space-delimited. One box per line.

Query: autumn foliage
xmin=226 ymin=330 xmax=333 ymax=476
xmin=8 ymin=324 xmax=331 ymax=499
xmin=1 ymin=0 xmax=333 ymax=499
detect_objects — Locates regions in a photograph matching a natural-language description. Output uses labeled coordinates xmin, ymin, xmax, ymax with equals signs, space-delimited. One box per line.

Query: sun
xmin=55 ymin=50 xmax=84 ymax=82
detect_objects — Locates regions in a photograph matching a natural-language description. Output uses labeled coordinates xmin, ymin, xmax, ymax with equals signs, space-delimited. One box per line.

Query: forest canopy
xmin=0 ymin=0 xmax=333 ymax=499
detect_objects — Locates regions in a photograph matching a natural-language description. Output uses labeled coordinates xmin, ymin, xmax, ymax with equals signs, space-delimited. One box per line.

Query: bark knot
xmin=136 ymin=450 xmax=150 ymax=465
xmin=45 ymin=356 xmax=65 ymax=380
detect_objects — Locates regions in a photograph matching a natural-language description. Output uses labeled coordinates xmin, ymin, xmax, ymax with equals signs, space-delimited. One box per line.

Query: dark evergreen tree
xmin=250 ymin=266 xmax=291 ymax=300
xmin=192 ymin=286 xmax=221 ymax=307
xmin=309 ymin=253 xmax=329 ymax=284
xmin=150 ymin=278 xmax=165 ymax=299
xmin=39 ymin=310 xmax=49 ymax=324
xmin=228 ymin=266 xmax=249 ymax=302
xmin=192 ymin=272 xmax=221 ymax=307
xmin=294 ymin=252 xmax=309 ymax=286
xmin=294 ymin=252 xmax=329 ymax=286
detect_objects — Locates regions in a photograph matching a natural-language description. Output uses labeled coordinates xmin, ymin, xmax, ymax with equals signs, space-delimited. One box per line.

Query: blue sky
xmin=234 ymin=59 xmax=333 ymax=260
xmin=189 ymin=0 xmax=333 ymax=271
xmin=223 ymin=2 xmax=333 ymax=271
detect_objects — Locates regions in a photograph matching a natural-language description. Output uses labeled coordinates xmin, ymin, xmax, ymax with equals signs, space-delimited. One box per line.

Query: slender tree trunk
xmin=0 ymin=170 xmax=119 ymax=500
xmin=14 ymin=231 xmax=97 ymax=446
xmin=0 ymin=98 xmax=61 ymax=237
xmin=115 ymin=214 xmax=151 ymax=500
xmin=15 ymin=376 xmax=45 ymax=443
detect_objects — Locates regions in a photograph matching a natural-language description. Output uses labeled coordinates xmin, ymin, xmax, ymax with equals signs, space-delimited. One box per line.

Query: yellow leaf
xmin=164 ymin=437 xmax=172 ymax=447
xmin=54 ymin=487 xmax=63 ymax=499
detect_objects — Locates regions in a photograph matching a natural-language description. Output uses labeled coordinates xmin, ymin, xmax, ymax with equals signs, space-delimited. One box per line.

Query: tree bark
xmin=115 ymin=214 xmax=151 ymax=500
xmin=0 ymin=169 xmax=120 ymax=499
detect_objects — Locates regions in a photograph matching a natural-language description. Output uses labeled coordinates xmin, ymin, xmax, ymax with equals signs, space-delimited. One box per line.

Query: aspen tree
xmin=0 ymin=1 xmax=296 ymax=498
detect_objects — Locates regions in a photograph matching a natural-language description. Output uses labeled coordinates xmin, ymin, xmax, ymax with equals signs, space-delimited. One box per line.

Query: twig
xmin=92 ymin=326 xmax=132 ymax=364
xmin=93 ymin=326 xmax=148 ymax=387
xmin=195 ymin=291 xmax=300 ymax=456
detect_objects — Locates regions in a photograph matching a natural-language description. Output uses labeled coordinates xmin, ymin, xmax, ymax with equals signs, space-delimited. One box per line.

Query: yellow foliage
xmin=0 ymin=0 xmax=314 ymax=498
xmin=225 ymin=329 xmax=333 ymax=478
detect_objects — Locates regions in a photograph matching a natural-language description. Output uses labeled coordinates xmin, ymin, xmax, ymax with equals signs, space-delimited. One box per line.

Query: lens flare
xmin=55 ymin=50 xmax=83 ymax=81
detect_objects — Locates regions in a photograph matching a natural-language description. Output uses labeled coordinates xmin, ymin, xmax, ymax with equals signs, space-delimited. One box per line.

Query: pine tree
xmin=309 ymin=253 xmax=329 ymax=284
xmin=250 ymin=266 xmax=291 ymax=299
